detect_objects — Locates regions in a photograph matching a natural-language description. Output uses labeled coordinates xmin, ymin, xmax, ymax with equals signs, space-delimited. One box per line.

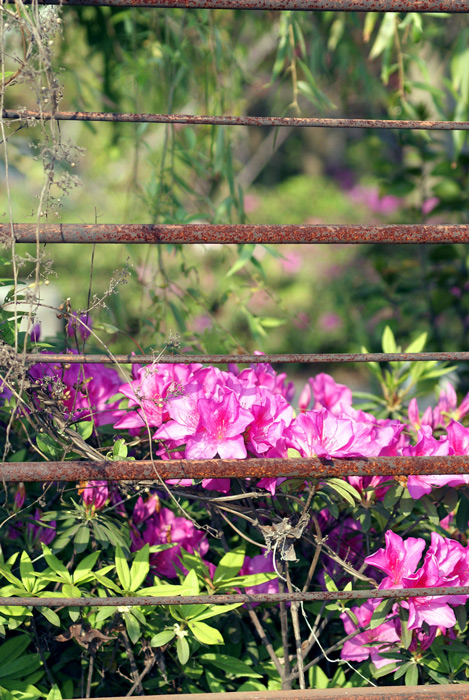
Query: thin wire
xmin=272 ymin=539 xmax=377 ymax=688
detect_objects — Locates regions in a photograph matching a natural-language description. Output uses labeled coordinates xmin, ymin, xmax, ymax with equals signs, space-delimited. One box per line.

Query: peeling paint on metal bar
xmin=3 ymin=456 xmax=469 ymax=481
xmin=21 ymin=350 xmax=469 ymax=363
xmin=5 ymin=223 xmax=469 ymax=244
xmin=4 ymin=585 xmax=469 ymax=606
xmin=11 ymin=0 xmax=469 ymax=11
xmin=4 ymin=109 xmax=469 ymax=130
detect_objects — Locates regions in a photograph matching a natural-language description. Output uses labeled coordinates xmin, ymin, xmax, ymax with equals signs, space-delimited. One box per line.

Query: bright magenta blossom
xmin=340 ymin=600 xmax=400 ymax=668
xmin=366 ymin=531 xmax=469 ymax=632
xmin=131 ymin=506 xmax=208 ymax=579
xmin=365 ymin=531 xmax=425 ymax=587
xmin=186 ymin=389 xmax=254 ymax=459
xmin=81 ymin=480 xmax=109 ymax=511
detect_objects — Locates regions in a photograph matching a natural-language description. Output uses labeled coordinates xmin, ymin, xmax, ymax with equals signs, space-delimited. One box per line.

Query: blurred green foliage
xmin=2 ymin=9 xmax=469 ymax=384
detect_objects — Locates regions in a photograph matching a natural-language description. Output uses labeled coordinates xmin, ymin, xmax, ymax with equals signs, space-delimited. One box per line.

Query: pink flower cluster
xmin=107 ymin=362 xmax=469 ymax=500
xmin=341 ymin=531 xmax=469 ymax=667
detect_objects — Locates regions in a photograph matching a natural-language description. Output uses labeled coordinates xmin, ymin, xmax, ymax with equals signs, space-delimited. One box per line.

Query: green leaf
xmin=115 ymin=545 xmax=131 ymax=591
xmin=176 ymin=635 xmax=190 ymax=665
xmin=41 ymin=545 xmax=71 ymax=583
xmin=123 ymin=611 xmax=141 ymax=644
xmin=130 ymin=544 xmax=150 ymax=592
xmin=36 ymin=434 xmax=62 ymax=459
xmin=0 ymin=654 xmax=42 ymax=679
xmin=369 ymin=598 xmax=393 ymax=629
xmin=309 ymin=664 xmax=329 ymax=689
xmin=0 ymin=635 xmax=30 ymax=665
xmin=191 ymin=603 xmax=243 ymax=621
xmin=369 ymin=13 xmax=395 ymax=61
xmin=404 ymin=663 xmax=418 ymax=686
xmin=405 ymin=332 xmax=427 ymax=354
xmin=62 ymin=583 xmax=81 ymax=598
xmin=151 ymin=630 xmax=176 ymax=647
xmin=188 ymin=621 xmax=224 ymax=645
xmin=73 ymin=551 xmax=101 ymax=584
xmin=46 ymin=686 xmax=62 ymax=700
xmin=324 ymin=478 xmax=360 ymax=506
xmin=95 ymin=606 xmax=117 ymax=623
xmin=74 ymin=525 xmax=90 ymax=554
xmin=225 ymin=244 xmax=256 ymax=278
xmin=213 ymin=545 xmax=245 ymax=583
xmin=39 ymin=607 xmax=61 ymax=627
xmin=323 ymin=573 xmax=338 ymax=592
xmin=183 ymin=569 xmax=200 ymax=595
xmin=381 ymin=325 xmax=397 ymax=354
xmin=113 ymin=439 xmax=128 ymax=460
xmin=238 ymin=680 xmax=268 ymax=691
xmin=19 ymin=552 xmax=36 ymax=593
xmin=205 ymin=669 xmax=225 ymax=692
xmin=74 ymin=421 xmax=94 ymax=440
xmin=200 ymin=653 xmax=262 ymax=678
xmin=455 ymin=604 xmax=467 ymax=633
xmin=257 ymin=317 xmax=286 ymax=328
xmin=399 ymin=607 xmax=412 ymax=650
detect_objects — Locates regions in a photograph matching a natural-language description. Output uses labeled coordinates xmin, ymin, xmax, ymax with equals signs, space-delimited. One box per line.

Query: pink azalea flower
xmin=13 ymin=484 xmax=26 ymax=511
xmin=81 ymin=481 xmax=109 ymax=512
xmin=67 ymin=311 xmax=92 ymax=341
xmin=309 ymin=373 xmax=352 ymax=415
xmin=286 ymin=409 xmax=385 ymax=460
xmin=404 ymin=427 xmax=453 ymax=499
xmin=365 ymin=531 xmax=425 ymax=587
xmin=446 ymin=419 xmax=469 ymax=455
xmin=239 ymin=553 xmax=278 ymax=602
xmin=407 ymin=397 xmax=435 ymax=432
xmin=246 ymin=391 xmax=293 ymax=457
xmin=340 ymin=600 xmax=400 ymax=668
xmin=201 ymin=478 xmax=231 ymax=493
xmin=27 ymin=509 xmax=57 ymax=547
xmin=256 ymin=477 xmax=287 ymax=496
xmin=132 ymin=494 xmax=160 ymax=525
xmin=438 ymin=385 xmax=469 ymax=424
xmin=184 ymin=390 xmax=253 ymax=459
xmin=131 ymin=507 xmax=208 ymax=578
xmin=401 ymin=556 xmax=462 ymax=630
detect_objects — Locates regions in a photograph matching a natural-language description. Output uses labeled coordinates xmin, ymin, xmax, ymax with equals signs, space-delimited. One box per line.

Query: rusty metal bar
xmin=10 ymin=0 xmax=469 ymax=11
xmin=20 ymin=351 xmax=469 ymax=364
xmin=77 ymin=690 xmax=469 ymax=700
xmin=4 ymin=585 xmax=469 ymax=607
xmin=74 ymin=690 xmax=469 ymax=700
xmin=3 ymin=456 xmax=469 ymax=481
xmin=4 ymin=109 xmax=469 ymax=131
xmin=4 ymin=223 xmax=469 ymax=245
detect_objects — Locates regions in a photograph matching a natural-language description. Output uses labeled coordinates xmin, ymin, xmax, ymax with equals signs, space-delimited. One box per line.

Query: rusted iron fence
xmin=4 ymin=0 xmax=469 ymax=697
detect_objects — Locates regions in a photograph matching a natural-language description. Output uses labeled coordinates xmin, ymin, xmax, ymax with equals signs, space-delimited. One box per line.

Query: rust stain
xmin=11 ymin=0 xmax=469 ymax=11
xmin=4 ymin=109 xmax=469 ymax=130
xmin=74 ymin=689 xmax=469 ymax=700
xmin=3 ymin=584 xmax=469 ymax=606
xmin=3 ymin=456 xmax=469 ymax=481
xmin=4 ymin=223 xmax=469 ymax=245
xmin=21 ymin=351 xmax=469 ymax=363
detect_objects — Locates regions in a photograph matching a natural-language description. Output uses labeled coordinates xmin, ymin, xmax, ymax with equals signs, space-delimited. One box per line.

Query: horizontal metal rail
xmin=4 ymin=586 xmax=469 ymax=607
xmin=12 ymin=0 xmax=469 ymax=11
xmin=71 ymin=690 xmax=469 ymax=700
xmin=4 ymin=110 xmax=469 ymax=131
xmin=4 ymin=223 xmax=469 ymax=245
xmin=21 ymin=351 xmax=469 ymax=364
xmin=3 ymin=456 xmax=469 ymax=481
